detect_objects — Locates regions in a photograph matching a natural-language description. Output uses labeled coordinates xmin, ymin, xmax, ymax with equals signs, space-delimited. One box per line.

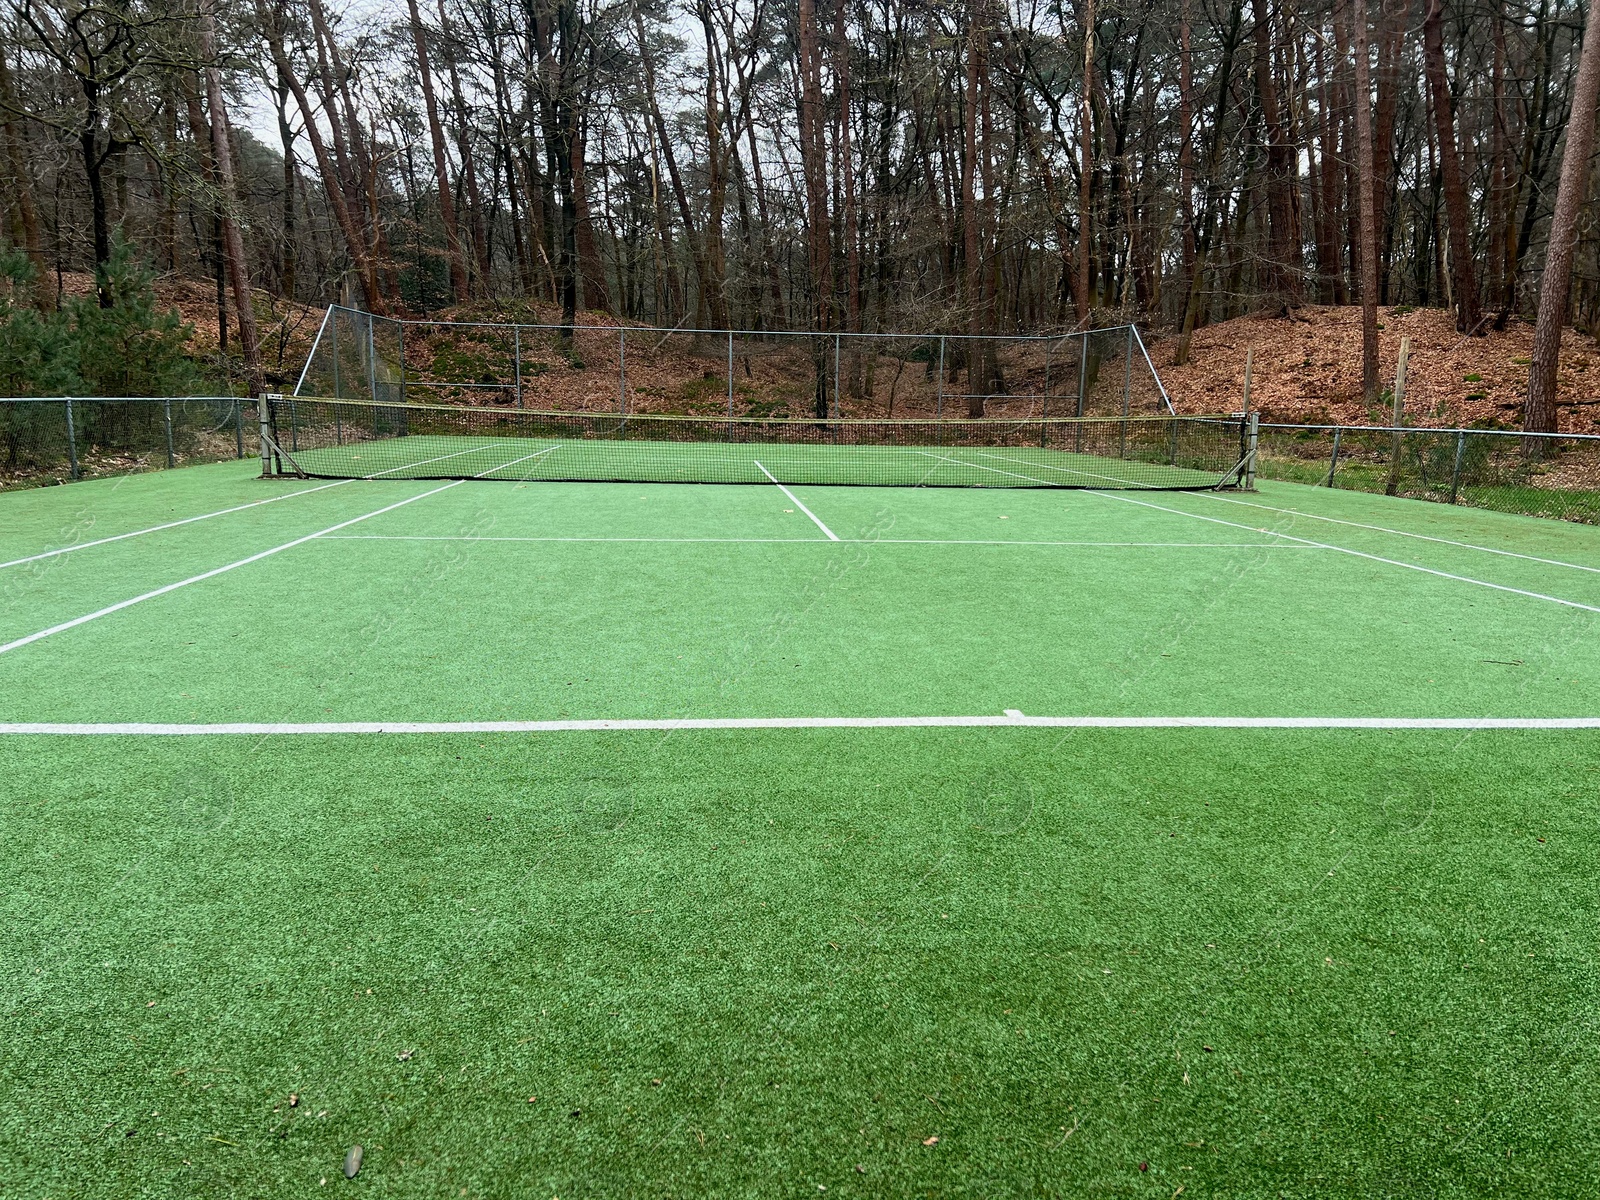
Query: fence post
xmin=163 ymin=398 xmax=175 ymax=468
xmin=514 ymin=326 xmax=523 ymax=409
xmin=398 ymin=323 xmax=407 ymax=405
xmin=1384 ymin=336 xmax=1410 ymax=495
xmin=936 ymin=336 xmax=945 ymax=420
xmin=64 ymin=397 xmax=79 ymax=480
xmin=1240 ymin=346 xmax=1254 ymax=413
xmin=618 ymin=328 xmax=627 ymax=415
xmin=1043 ymin=337 xmax=1052 ymax=417
xmin=1120 ymin=326 xmax=1133 ymax=459
xmin=258 ymin=394 xmax=272 ymax=476
xmin=331 ymin=312 xmax=341 ymax=399
xmin=1327 ymin=427 xmax=1343 ymax=487
xmin=1075 ymin=332 xmax=1088 ymax=453
xmin=233 ymin=397 xmax=243 ymax=458
xmin=366 ymin=314 xmax=378 ymax=402
xmin=728 ymin=330 xmax=736 ymax=419
xmin=1076 ymin=332 xmax=1088 ymax=417
xmin=833 ymin=332 xmax=841 ymax=419
xmin=1449 ymin=430 xmax=1467 ymax=504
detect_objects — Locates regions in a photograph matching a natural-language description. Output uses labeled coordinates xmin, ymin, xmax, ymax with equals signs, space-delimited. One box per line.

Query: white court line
xmin=967 ymin=447 xmax=1151 ymax=488
xmin=0 ymin=482 xmax=464 ymax=657
xmin=912 ymin=448 xmax=1053 ymax=486
xmin=3 ymin=713 xmax=1597 ymax=735
xmin=471 ymin=444 xmax=562 ymax=479
xmin=319 ymin=533 xmax=1320 ymax=549
xmin=753 ymin=461 xmax=839 ymax=540
xmin=0 ymin=480 xmax=354 ymax=571
xmin=1201 ymin=492 xmax=1600 ymax=575
xmin=364 ymin=442 xmax=504 ymax=477
xmin=1092 ymin=491 xmax=1600 ymax=614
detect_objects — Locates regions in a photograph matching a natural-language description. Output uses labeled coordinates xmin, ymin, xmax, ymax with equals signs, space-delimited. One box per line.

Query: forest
xmin=2 ymin=0 xmax=1599 ymax=429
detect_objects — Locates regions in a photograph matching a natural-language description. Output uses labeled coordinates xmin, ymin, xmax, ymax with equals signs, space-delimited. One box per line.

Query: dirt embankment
xmin=1155 ymin=305 xmax=1600 ymax=432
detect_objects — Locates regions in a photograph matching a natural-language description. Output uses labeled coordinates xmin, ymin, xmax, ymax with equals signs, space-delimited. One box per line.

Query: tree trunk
xmin=797 ymin=0 xmax=834 ymax=416
xmin=1421 ymin=0 xmax=1482 ymax=334
xmin=257 ymin=0 xmax=387 ymax=314
xmin=200 ymin=1 xmax=262 ymax=392
xmin=1351 ymin=0 xmax=1380 ymax=402
xmin=1252 ymin=0 xmax=1301 ymax=305
xmin=407 ymin=0 xmax=468 ymax=302
xmin=1526 ymin=0 xmax=1600 ymax=434
xmin=1075 ymin=0 xmax=1094 ymax=324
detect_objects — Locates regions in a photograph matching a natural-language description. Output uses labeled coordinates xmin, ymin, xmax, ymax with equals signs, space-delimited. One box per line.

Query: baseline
xmin=3 ymin=713 xmax=1598 ymax=735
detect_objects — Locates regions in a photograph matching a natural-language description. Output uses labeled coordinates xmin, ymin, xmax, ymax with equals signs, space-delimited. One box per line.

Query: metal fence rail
xmin=1254 ymin=421 xmax=1600 ymax=524
xmin=0 ymin=396 xmax=253 ymax=488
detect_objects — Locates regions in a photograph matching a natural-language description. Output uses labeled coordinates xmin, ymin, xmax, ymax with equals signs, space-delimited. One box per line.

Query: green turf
xmin=4 ymin=462 xmax=1600 ymax=1196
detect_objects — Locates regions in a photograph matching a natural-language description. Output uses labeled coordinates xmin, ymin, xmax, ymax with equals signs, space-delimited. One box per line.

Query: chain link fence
xmin=1255 ymin=422 xmax=1600 ymax=524
xmin=294 ymin=306 xmax=1177 ymax=423
xmin=0 ymin=397 xmax=254 ymax=489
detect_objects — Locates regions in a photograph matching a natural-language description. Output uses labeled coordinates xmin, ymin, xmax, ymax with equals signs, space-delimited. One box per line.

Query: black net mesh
xmin=264 ymin=397 xmax=1246 ymax=489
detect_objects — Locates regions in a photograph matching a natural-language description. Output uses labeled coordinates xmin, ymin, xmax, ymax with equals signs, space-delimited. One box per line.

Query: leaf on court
xmin=922 ymin=1135 xmax=939 ymax=1146
xmin=342 ymin=1145 xmax=363 ymax=1179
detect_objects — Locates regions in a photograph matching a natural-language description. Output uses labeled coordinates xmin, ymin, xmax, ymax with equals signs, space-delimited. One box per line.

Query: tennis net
xmin=261 ymin=397 xmax=1252 ymax=490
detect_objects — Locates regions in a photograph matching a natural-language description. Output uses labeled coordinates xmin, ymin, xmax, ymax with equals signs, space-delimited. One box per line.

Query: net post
xmin=935 ymin=336 xmax=945 ymax=420
xmin=64 ymin=396 xmax=79 ymax=480
xmin=258 ymin=393 xmax=272 ymax=476
xmin=727 ymin=330 xmax=735 ymax=418
xmin=1244 ymin=412 xmax=1259 ymax=490
xmin=1449 ymin=429 xmax=1466 ymax=503
xmin=514 ymin=326 xmax=523 ymax=408
xmin=1326 ymin=427 xmax=1343 ymax=486
xmin=163 ymin=398 xmax=175 ymax=468
xmin=618 ymin=327 xmax=627 ymax=415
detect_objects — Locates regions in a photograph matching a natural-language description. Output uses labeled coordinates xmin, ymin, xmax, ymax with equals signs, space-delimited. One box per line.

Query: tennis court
xmin=4 ymin=450 xmax=1599 ymax=1195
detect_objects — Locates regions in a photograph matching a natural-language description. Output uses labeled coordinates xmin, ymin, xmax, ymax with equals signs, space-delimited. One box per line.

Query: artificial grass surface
xmin=5 ymin=730 xmax=1600 ymax=1198
xmin=4 ymin=463 xmax=1600 ymax=1195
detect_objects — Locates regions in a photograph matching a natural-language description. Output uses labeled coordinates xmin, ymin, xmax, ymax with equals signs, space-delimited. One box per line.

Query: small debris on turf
xmin=527 ymin=1096 xmax=537 ymax=1103
xmin=1140 ymin=1162 xmax=1149 ymax=1172
xmin=397 ymin=1049 xmax=415 ymax=1061
xmin=343 ymin=1145 xmax=363 ymax=1179
xmin=288 ymin=1093 xmax=299 ymax=1108
xmin=922 ymin=1136 xmax=939 ymax=1146
xmin=855 ymin=1165 xmax=866 ymax=1173
xmin=1203 ymin=1045 xmax=1214 ymax=1052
